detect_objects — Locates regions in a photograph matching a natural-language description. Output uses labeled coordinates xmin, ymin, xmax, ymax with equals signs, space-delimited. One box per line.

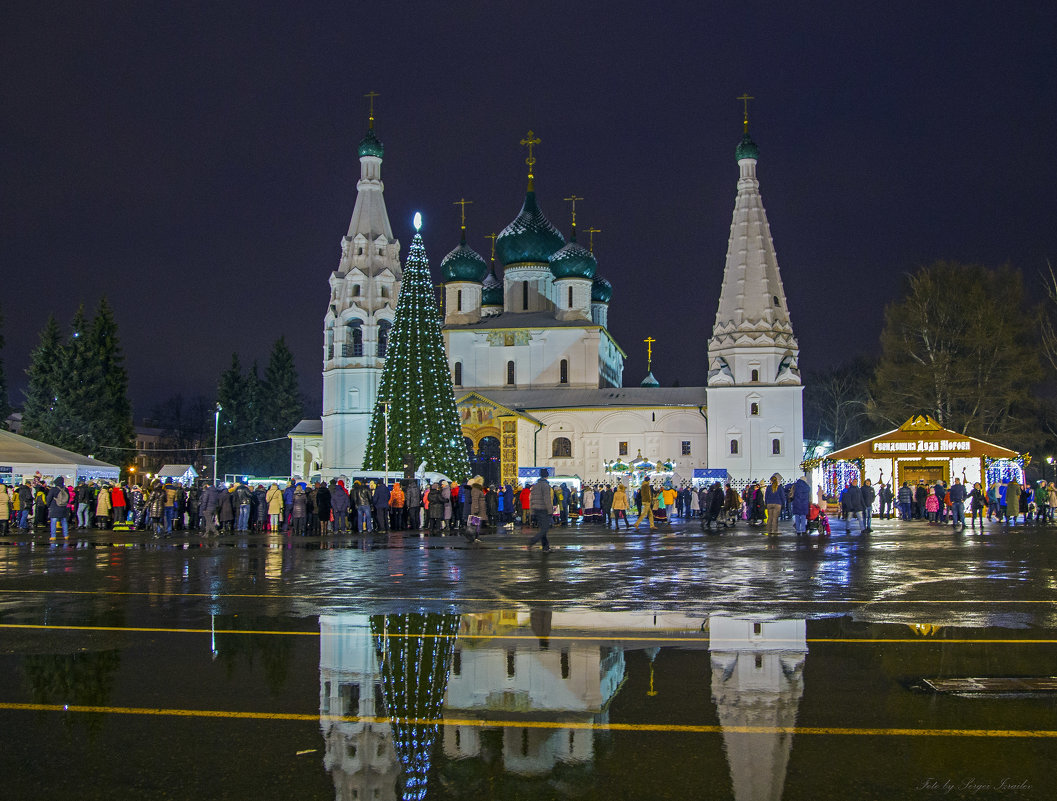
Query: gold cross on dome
xmin=520 ymin=130 xmax=541 ymax=189
xmin=364 ymin=91 xmax=380 ymax=129
xmin=737 ymin=92 xmax=754 ymax=132
xmin=563 ymin=195 xmax=584 ymax=230
xmin=644 ymin=337 xmax=656 ymax=371
xmin=587 ymin=226 xmax=602 ymax=253
xmin=485 ymin=232 xmax=498 ymax=260
xmin=453 ymin=198 xmax=473 ymax=230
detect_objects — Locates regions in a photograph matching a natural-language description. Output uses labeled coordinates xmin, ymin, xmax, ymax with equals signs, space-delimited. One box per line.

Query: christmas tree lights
xmin=364 ymin=218 xmax=470 ymax=482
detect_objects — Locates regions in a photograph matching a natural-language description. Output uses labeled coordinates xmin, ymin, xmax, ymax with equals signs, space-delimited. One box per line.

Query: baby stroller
xmin=806 ymin=503 xmax=831 ymax=536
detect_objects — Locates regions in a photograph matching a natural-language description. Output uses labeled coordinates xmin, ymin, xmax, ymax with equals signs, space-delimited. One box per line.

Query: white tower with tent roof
xmin=706 ymin=100 xmax=804 ymax=487
xmin=321 ymin=96 xmax=402 ymax=475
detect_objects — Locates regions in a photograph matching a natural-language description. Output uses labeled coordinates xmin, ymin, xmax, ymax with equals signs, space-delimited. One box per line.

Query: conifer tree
xmin=262 ymin=336 xmax=304 ymax=474
xmin=21 ymin=316 xmax=66 ymax=444
xmin=88 ymin=297 xmax=135 ymax=465
xmin=51 ymin=305 xmax=102 ymax=454
xmin=0 ymin=303 xmax=10 ymax=429
xmin=217 ymin=353 xmax=251 ymax=476
xmin=364 ymin=223 xmax=469 ymax=482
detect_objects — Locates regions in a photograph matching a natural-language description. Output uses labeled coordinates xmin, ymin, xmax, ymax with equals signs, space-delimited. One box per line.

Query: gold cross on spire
xmin=364 ymin=91 xmax=380 ymax=129
xmin=563 ymin=195 xmax=583 ymax=231
xmin=453 ymin=198 xmax=473 ymax=230
xmin=586 ymin=226 xmax=602 ymax=253
xmin=520 ymin=130 xmax=541 ymax=191
xmin=644 ymin=337 xmax=656 ymax=372
xmin=485 ymin=232 xmax=498 ymax=261
xmin=737 ymin=92 xmax=754 ymax=133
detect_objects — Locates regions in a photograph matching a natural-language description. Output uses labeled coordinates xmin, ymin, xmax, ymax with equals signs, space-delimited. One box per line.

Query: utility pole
xmin=214 ymin=403 xmax=222 ymax=486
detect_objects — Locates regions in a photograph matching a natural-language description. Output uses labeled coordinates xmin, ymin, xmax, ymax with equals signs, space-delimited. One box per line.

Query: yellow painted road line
xmin=0 ymin=588 xmax=1054 ymax=604
xmin=1 ymin=623 xmax=1056 ymax=645
xmin=0 ymin=703 xmax=1054 ymax=738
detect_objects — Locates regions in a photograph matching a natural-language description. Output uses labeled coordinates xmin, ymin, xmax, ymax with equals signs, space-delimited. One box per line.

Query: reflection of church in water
xmin=319 ymin=611 xmax=806 ymax=801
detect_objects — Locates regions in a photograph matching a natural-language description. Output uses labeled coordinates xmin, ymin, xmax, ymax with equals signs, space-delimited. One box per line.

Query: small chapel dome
xmin=549 ymin=235 xmax=597 ymax=280
xmin=591 ymin=275 xmax=613 ymax=303
xmin=482 ymin=264 xmax=504 ymax=306
xmin=358 ymin=128 xmax=385 ymax=159
xmin=735 ymin=131 xmax=759 ymax=161
xmin=495 ymin=192 xmax=565 ymax=266
xmin=440 ymin=238 xmax=489 ymax=283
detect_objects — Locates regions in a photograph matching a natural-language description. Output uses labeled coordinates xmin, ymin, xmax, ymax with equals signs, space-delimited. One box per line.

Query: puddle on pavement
xmin=1 ymin=609 xmax=1055 ymax=800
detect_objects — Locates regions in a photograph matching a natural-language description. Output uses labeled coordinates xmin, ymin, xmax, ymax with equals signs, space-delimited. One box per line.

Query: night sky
xmin=3 ymin=2 xmax=1056 ymax=417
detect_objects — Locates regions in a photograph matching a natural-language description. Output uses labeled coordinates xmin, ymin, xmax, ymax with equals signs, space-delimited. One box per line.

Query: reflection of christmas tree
xmin=364 ymin=220 xmax=469 ymax=482
xmin=371 ymin=612 xmax=461 ymax=801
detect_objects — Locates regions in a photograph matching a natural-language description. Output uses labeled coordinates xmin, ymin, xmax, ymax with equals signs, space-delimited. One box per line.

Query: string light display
xmin=985 ymin=456 xmax=1025 ymax=486
xmin=371 ymin=613 xmax=461 ymax=801
xmin=364 ymin=220 xmax=470 ymax=482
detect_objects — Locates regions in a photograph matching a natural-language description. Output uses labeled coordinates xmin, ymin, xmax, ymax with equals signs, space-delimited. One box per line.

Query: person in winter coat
xmin=969 ymin=482 xmax=986 ymax=528
xmin=95 ymin=483 xmax=113 ymax=529
xmin=353 ymin=481 xmax=372 ymax=533
xmin=924 ymin=488 xmax=940 ymax=522
xmin=527 ymin=470 xmax=553 ymax=551
xmin=266 ymin=483 xmax=283 ymax=532
xmin=45 ymin=477 xmax=70 ymax=541
xmin=897 ymin=482 xmax=913 ymax=520
xmin=427 ymin=483 xmax=445 ymax=534
xmin=861 ymin=479 xmax=876 ymax=532
xmin=389 ymin=481 xmax=405 ymax=530
xmin=199 ymin=483 xmax=220 ymax=536
xmin=1005 ymin=479 xmax=1022 ymax=524
xmin=519 ymin=484 xmax=532 ymax=527
xmin=291 ymin=484 xmax=308 ymax=537
xmin=330 ymin=481 xmax=350 ymax=533
xmin=840 ymin=478 xmax=866 ymax=534
xmin=217 ymin=488 xmax=236 ymax=532
xmin=147 ymin=482 xmax=167 ymax=536
xmin=370 ymin=481 xmax=390 ymax=534
xmin=610 ymin=484 xmax=630 ymax=529
xmin=634 ymin=479 xmax=656 ymax=531
xmin=405 ymin=480 xmax=422 ymax=530
xmin=315 ymin=481 xmax=333 ymax=535
xmin=791 ymin=474 xmax=812 ymax=536
xmin=252 ymin=485 xmax=268 ymax=532
xmin=110 ymin=484 xmax=127 ymax=526
xmin=440 ymin=482 xmax=452 ymax=530
xmin=764 ymin=476 xmax=784 ymax=535
xmin=466 ymin=476 xmax=487 ymax=542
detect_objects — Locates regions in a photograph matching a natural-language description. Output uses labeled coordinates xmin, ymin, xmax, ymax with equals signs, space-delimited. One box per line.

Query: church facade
xmin=290 ymin=118 xmax=804 ymax=488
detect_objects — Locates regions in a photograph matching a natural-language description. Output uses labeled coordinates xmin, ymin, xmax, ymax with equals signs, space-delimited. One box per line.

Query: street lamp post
xmin=1047 ymin=456 xmax=1055 ymax=483
xmin=214 ymin=403 xmax=222 ymax=487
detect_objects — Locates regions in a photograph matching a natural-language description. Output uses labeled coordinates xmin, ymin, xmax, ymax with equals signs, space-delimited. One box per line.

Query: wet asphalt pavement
xmin=1 ymin=514 xmax=1055 ymax=800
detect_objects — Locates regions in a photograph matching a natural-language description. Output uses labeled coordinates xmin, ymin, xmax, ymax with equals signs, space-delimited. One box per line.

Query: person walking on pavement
xmin=764 ymin=475 xmax=784 ymax=535
xmin=467 ymin=475 xmax=487 ymax=542
xmin=791 ymin=473 xmax=812 ymax=536
xmin=200 ymin=482 xmax=220 ymax=537
xmin=46 ymin=477 xmax=70 ymax=542
xmin=528 ymin=470 xmax=554 ymax=551
xmin=840 ymin=478 xmax=866 ymax=535
xmin=949 ymin=477 xmax=967 ymax=529
xmin=861 ymin=479 xmax=876 ymax=532
xmin=633 ymin=478 xmax=657 ymax=532
xmin=611 ymin=483 xmax=631 ymax=529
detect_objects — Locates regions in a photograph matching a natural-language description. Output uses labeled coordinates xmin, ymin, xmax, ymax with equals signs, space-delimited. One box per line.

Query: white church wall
xmin=706 ymin=384 xmax=804 ymax=485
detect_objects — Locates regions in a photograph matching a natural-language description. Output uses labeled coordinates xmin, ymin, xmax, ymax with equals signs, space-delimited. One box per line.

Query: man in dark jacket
xmin=405 ymin=480 xmax=422 ymax=530
xmin=199 ymin=483 xmax=220 ymax=537
xmin=600 ymin=486 xmax=613 ymax=528
xmin=315 ymin=481 xmax=332 ymax=535
xmin=948 ymin=478 xmax=967 ymax=529
xmin=840 ymin=478 xmax=866 ymax=535
xmin=527 ymin=470 xmax=553 ymax=551
xmin=914 ymin=483 xmax=928 ymax=519
xmin=861 ymin=479 xmax=876 ymax=532
xmin=46 ymin=477 xmax=70 ymax=541
xmin=791 ymin=474 xmax=812 ymax=535
xmin=372 ymin=482 xmax=390 ymax=534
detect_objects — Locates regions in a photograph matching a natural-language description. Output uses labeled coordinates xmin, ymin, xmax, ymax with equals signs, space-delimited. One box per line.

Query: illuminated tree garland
xmin=363 ymin=221 xmax=470 ymax=482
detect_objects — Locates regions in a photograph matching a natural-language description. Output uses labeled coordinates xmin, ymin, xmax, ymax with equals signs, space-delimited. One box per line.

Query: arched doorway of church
xmin=467 ymin=436 xmax=501 ymax=487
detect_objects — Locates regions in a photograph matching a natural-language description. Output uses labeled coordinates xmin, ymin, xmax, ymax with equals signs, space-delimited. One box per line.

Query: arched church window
xmin=560 ymin=359 xmax=569 ymax=384
xmin=506 ymin=361 xmax=515 ymax=385
xmin=380 ymin=286 xmax=388 ymax=298
xmin=772 ymin=438 xmax=781 ymax=455
xmin=522 ymin=282 xmax=529 ymax=311
xmin=377 ymin=320 xmax=391 ymax=357
xmin=552 ymin=437 xmax=572 ymax=458
xmin=751 ymin=369 xmax=759 ymax=382
xmin=343 ymin=320 xmax=363 ymax=357
xmin=750 ymin=402 xmax=760 ymax=416
xmin=352 ymin=284 xmax=360 ymax=296
xmin=730 ymin=439 xmax=739 ymax=455
xmin=457 ymin=289 xmax=463 ymax=312
xmin=773 ymin=296 xmax=780 ymax=307
xmin=568 ymin=286 xmax=574 ymax=308
xmin=454 ymin=361 xmax=462 ymax=386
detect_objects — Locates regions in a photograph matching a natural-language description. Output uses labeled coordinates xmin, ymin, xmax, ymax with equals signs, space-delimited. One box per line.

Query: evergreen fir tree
xmin=0 ymin=303 xmax=10 ymax=429
xmin=262 ymin=336 xmax=304 ymax=475
xmin=21 ymin=316 xmax=66 ymax=444
xmin=87 ymin=297 xmax=135 ymax=465
xmin=217 ymin=353 xmax=251 ymax=476
xmin=364 ymin=224 xmax=469 ymax=482
xmin=51 ymin=305 xmax=103 ymax=454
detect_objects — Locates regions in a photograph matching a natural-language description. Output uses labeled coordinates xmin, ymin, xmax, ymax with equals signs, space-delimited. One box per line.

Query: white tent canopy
xmin=0 ymin=429 xmax=121 ymax=485
xmin=156 ymin=464 xmax=198 ymax=485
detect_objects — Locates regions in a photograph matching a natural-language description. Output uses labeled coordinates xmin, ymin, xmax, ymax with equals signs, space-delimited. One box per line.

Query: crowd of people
xmin=3 ymin=470 xmax=1054 ymax=541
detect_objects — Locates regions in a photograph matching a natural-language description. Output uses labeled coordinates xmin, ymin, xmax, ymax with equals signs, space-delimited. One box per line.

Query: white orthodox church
xmin=290 ymin=115 xmax=804 ymax=488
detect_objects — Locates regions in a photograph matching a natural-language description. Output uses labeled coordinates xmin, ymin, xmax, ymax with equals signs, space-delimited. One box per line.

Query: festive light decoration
xmin=371 ymin=613 xmax=461 ymax=801
xmin=363 ymin=226 xmax=470 ymax=482
xmin=985 ymin=457 xmax=1025 ymax=487
xmin=823 ymin=458 xmax=862 ymax=497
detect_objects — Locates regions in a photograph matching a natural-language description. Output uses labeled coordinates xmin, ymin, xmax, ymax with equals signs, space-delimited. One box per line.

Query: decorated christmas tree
xmin=364 ymin=214 xmax=469 ymax=482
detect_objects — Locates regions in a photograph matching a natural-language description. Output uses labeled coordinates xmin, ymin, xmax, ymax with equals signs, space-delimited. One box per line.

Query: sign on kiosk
xmin=872 ymin=440 xmax=972 ymax=454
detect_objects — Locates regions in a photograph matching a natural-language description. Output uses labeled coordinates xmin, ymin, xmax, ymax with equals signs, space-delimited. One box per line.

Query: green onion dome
xmin=495 ymin=192 xmax=565 ymax=266
xmin=358 ymin=128 xmax=384 ymax=158
xmin=440 ymin=234 xmax=488 ymax=283
xmin=591 ymin=275 xmax=612 ymax=303
xmin=482 ymin=263 xmax=503 ymax=306
xmin=735 ymin=131 xmax=759 ymax=161
xmin=548 ymin=234 xmax=597 ymax=280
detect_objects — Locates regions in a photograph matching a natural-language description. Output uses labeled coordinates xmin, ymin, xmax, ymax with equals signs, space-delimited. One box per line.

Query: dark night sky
xmin=3 ymin=1 xmax=1056 ymax=417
